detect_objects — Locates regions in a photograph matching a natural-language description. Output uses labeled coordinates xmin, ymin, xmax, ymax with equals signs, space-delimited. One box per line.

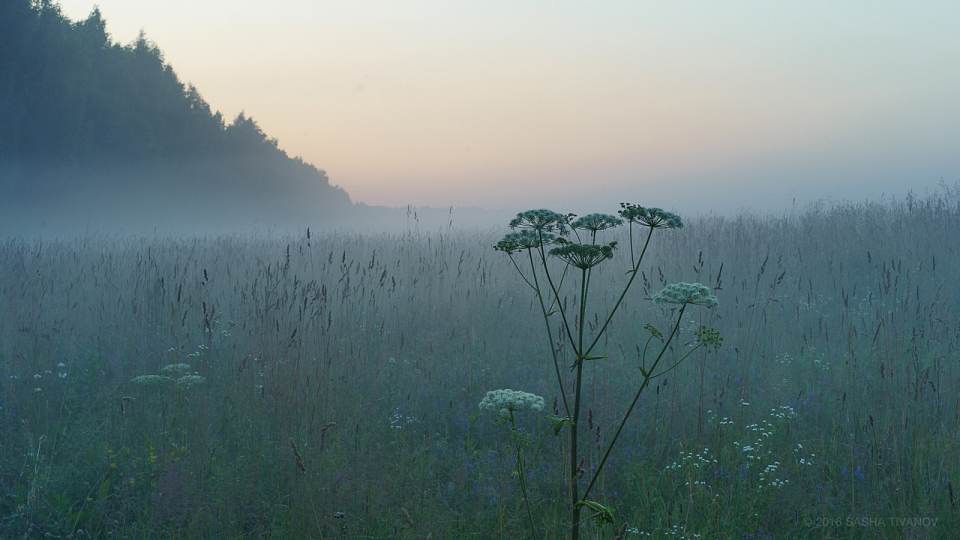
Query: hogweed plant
xmin=478 ymin=389 xmax=545 ymax=538
xmin=488 ymin=205 xmax=722 ymax=539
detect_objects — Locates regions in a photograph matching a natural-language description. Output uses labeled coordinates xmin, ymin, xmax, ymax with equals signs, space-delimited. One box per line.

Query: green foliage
xmin=575 ymin=499 xmax=615 ymax=526
xmin=548 ymin=415 xmax=573 ymax=436
xmin=490 ymin=204 xmax=720 ymax=539
xmin=0 ymin=0 xmax=351 ymax=226
xmin=643 ymin=323 xmax=663 ymax=340
xmin=696 ymin=325 xmax=723 ymax=351
xmin=2 ymin=192 xmax=960 ymax=537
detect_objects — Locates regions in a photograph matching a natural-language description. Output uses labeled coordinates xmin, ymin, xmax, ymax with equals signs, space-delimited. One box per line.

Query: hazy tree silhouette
xmin=0 ymin=0 xmax=351 ymax=229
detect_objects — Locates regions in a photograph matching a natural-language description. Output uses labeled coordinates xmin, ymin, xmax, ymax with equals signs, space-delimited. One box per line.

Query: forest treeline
xmin=0 ymin=0 xmax=353 ymax=230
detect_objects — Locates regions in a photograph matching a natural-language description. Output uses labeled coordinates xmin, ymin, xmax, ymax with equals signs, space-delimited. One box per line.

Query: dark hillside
xmin=0 ymin=0 xmax=352 ymax=231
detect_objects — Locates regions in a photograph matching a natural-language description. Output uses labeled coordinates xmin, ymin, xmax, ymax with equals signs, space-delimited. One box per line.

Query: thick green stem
xmin=527 ymin=248 xmax=571 ymax=417
xmin=650 ymin=343 xmax=703 ymax=381
xmin=537 ymin=231 xmax=580 ymax=357
xmin=511 ymin=416 xmax=536 ymax=539
xmin=507 ymin=253 xmax=536 ymax=291
xmin=583 ymin=227 xmax=655 ymax=358
xmin=570 ymin=267 xmax=590 ymax=540
xmin=581 ymin=303 xmax=687 ymax=502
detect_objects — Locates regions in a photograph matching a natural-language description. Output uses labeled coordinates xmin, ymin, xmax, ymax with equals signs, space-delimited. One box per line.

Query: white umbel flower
xmin=176 ymin=375 xmax=206 ymax=388
xmin=131 ymin=375 xmax=174 ymax=386
xmin=653 ymin=282 xmax=718 ymax=307
xmin=479 ymin=389 xmax=545 ymax=418
xmin=160 ymin=363 xmax=192 ymax=376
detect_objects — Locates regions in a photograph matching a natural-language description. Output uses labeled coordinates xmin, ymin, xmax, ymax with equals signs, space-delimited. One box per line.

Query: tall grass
xmin=1 ymin=191 xmax=959 ymax=538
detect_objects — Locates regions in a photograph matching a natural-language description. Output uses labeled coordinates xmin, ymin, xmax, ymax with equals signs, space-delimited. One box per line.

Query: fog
xmin=3 ymin=1 xmax=960 ymax=538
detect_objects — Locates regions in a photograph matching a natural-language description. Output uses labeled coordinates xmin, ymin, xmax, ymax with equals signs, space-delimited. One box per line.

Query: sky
xmin=59 ymin=1 xmax=960 ymax=212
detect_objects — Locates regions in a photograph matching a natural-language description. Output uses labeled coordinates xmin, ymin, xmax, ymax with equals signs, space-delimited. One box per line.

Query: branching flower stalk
xmin=510 ymin=413 xmax=536 ymax=539
xmin=478 ymin=389 xmax=545 ymax=539
xmin=491 ymin=205 xmax=721 ymax=539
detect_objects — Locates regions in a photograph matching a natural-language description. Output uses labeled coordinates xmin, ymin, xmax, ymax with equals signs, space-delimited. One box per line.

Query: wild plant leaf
xmin=548 ymin=415 xmax=572 ymax=436
xmin=643 ymin=323 xmax=663 ymax=340
xmin=696 ymin=325 xmax=723 ymax=351
xmin=576 ymin=499 xmax=615 ymax=525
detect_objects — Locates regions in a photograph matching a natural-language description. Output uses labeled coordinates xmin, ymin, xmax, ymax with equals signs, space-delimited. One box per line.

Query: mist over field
xmin=3 ymin=1 xmax=960 ymax=538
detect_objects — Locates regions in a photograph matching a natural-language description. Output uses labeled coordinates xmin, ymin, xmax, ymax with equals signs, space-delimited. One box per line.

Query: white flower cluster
xmin=176 ymin=375 xmax=206 ymax=389
xmin=793 ymin=443 xmax=816 ymax=466
xmin=653 ymin=282 xmax=718 ymax=307
xmin=571 ymin=213 xmax=622 ymax=233
xmin=478 ymin=389 xmax=545 ymax=418
xmin=769 ymin=405 xmax=796 ymax=419
xmin=130 ymin=373 xmax=206 ymax=389
xmin=131 ymin=375 xmax=174 ymax=386
xmin=389 ymin=407 xmax=419 ymax=430
xmin=160 ymin=363 xmax=192 ymax=376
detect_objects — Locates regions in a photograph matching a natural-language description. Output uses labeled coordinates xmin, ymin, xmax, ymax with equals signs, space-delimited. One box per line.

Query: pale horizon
xmin=59 ymin=1 xmax=960 ymax=212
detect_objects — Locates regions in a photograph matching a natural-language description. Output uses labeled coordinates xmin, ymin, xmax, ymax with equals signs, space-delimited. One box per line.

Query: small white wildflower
xmin=389 ymin=408 xmax=420 ymax=430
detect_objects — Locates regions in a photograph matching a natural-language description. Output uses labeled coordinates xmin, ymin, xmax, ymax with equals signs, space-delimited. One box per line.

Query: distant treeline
xmin=0 ymin=0 xmax=352 ymax=230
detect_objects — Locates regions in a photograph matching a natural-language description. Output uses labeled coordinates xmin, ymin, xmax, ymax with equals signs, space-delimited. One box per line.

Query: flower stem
xmin=511 ymin=416 xmax=537 ymax=539
xmin=537 ymin=231 xmax=580 ymax=357
xmin=583 ymin=227 xmax=655 ymax=358
xmin=570 ymin=267 xmax=589 ymax=540
xmin=581 ymin=303 xmax=687 ymax=502
xmin=527 ymin=247 xmax=571 ymax=417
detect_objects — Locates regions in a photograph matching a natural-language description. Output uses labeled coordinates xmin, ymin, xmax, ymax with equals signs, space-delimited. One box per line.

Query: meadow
xmin=2 ymin=192 xmax=960 ymax=539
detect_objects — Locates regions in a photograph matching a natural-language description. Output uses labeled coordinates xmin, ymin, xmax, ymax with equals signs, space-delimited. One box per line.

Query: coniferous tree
xmin=0 ymin=0 xmax=351 ymax=229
